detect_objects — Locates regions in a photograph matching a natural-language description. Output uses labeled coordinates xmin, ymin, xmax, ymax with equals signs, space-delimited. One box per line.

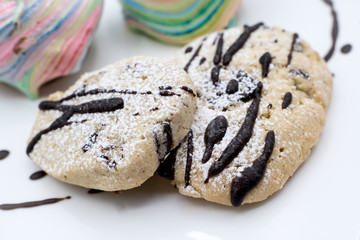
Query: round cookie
xmin=158 ymin=23 xmax=332 ymax=206
xmin=27 ymin=56 xmax=197 ymax=191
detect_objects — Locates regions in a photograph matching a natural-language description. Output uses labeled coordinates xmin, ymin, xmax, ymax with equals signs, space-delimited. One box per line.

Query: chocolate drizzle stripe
xmin=287 ymin=33 xmax=299 ymax=66
xmin=29 ymin=170 xmax=47 ymax=180
xmin=0 ymin=150 xmax=10 ymax=160
xmin=180 ymin=86 xmax=196 ymax=97
xmin=213 ymin=33 xmax=224 ymax=65
xmin=223 ymin=22 xmax=264 ymax=66
xmin=88 ymin=189 xmax=104 ymax=194
xmin=185 ymin=129 xmax=194 ymax=187
xmin=323 ymin=0 xmax=339 ymax=62
xmin=184 ymin=39 xmax=205 ymax=72
xmin=205 ymin=83 xmax=263 ymax=182
xmin=211 ymin=65 xmax=221 ymax=86
xmin=0 ymin=196 xmax=71 ymax=210
xmin=199 ymin=57 xmax=206 ymax=65
xmin=58 ymin=88 xmax=152 ymax=104
xmin=27 ymin=97 xmax=124 ymax=155
xmin=159 ymin=90 xmax=181 ymax=97
xmin=282 ymin=92 xmax=292 ymax=109
xmin=259 ymin=52 xmax=272 ymax=78
xmin=230 ymin=130 xmax=275 ymax=206
xmin=157 ymin=145 xmax=179 ymax=180
xmin=202 ymin=116 xmax=228 ymax=163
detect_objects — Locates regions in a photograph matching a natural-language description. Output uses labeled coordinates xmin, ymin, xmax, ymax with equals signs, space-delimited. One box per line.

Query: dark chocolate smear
xmin=88 ymin=189 xmax=104 ymax=194
xmin=154 ymin=122 xmax=173 ymax=162
xmin=211 ymin=65 xmax=221 ymax=86
xmin=27 ymin=98 xmax=124 ymax=155
xmin=29 ymin=170 xmax=47 ymax=180
xmin=184 ymin=39 xmax=205 ymax=72
xmin=159 ymin=90 xmax=181 ymax=97
xmin=100 ymin=155 xmax=117 ymax=168
xmin=202 ymin=116 xmax=228 ymax=164
xmin=0 ymin=150 xmax=10 ymax=160
xmin=180 ymin=86 xmax=196 ymax=97
xmin=82 ymin=133 xmax=98 ymax=152
xmin=341 ymin=44 xmax=352 ymax=54
xmin=213 ymin=33 xmax=224 ymax=65
xmin=230 ymin=130 xmax=275 ymax=206
xmin=323 ymin=0 xmax=339 ymax=62
xmin=159 ymin=86 xmax=172 ymax=90
xmin=205 ymin=83 xmax=263 ymax=182
xmin=226 ymin=79 xmax=239 ymax=94
xmin=185 ymin=46 xmax=193 ymax=53
xmin=157 ymin=145 xmax=179 ymax=180
xmin=0 ymin=196 xmax=71 ymax=210
xmin=223 ymin=22 xmax=264 ymax=66
xmin=259 ymin=52 xmax=272 ymax=78
xmin=282 ymin=92 xmax=292 ymax=109
xmin=150 ymin=107 xmax=159 ymax=111
xmin=199 ymin=57 xmax=206 ymax=65
xmin=287 ymin=33 xmax=299 ymax=66
xmin=185 ymin=130 xmax=194 ymax=187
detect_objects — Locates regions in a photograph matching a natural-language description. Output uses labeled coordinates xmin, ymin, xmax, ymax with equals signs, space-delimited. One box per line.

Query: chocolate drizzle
xmin=213 ymin=33 xmax=224 ymax=65
xmin=153 ymin=122 xmax=173 ymax=162
xmin=27 ymin=97 xmax=124 ymax=155
xmin=259 ymin=52 xmax=272 ymax=78
xmin=230 ymin=130 xmax=275 ymax=206
xmin=205 ymin=83 xmax=263 ymax=182
xmin=226 ymin=79 xmax=239 ymax=94
xmin=88 ymin=189 xmax=104 ymax=194
xmin=184 ymin=39 xmax=205 ymax=72
xmin=29 ymin=170 xmax=47 ymax=180
xmin=282 ymin=92 xmax=292 ymax=109
xmin=287 ymin=33 xmax=299 ymax=66
xmin=157 ymin=145 xmax=179 ymax=180
xmin=159 ymin=90 xmax=181 ymax=97
xmin=223 ymin=23 xmax=264 ymax=65
xmin=199 ymin=57 xmax=206 ymax=65
xmin=323 ymin=0 xmax=339 ymax=62
xmin=82 ymin=133 xmax=98 ymax=152
xmin=185 ymin=46 xmax=193 ymax=53
xmin=211 ymin=65 xmax=221 ymax=86
xmin=180 ymin=86 xmax=196 ymax=97
xmin=341 ymin=44 xmax=352 ymax=54
xmin=0 ymin=196 xmax=71 ymax=210
xmin=202 ymin=116 xmax=228 ymax=163
xmin=185 ymin=130 xmax=194 ymax=187
xmin=0 ymin=150 xmax=10 ymax=160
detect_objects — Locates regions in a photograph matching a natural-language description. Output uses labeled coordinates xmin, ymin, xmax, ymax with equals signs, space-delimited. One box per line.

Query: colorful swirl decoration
xmin=0 ymin=0 xmax=103 ymax=99
xmin=120 ymin=0 xmax=242 ymax=45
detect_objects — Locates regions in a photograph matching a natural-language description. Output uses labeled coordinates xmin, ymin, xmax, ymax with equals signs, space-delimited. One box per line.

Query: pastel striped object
xmin=0 ymin=0 xmax=103 ymax=99
xmin=120 ymin=0 xmax=242 ymax=45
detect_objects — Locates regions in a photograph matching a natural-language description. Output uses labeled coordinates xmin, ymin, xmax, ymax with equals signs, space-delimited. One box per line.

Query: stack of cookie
xmin=27 ymin=24 xmax=332 ymax=207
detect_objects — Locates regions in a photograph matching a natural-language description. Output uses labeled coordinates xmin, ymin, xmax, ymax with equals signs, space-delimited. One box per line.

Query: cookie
xmin=0 ymin=0 xmax=103 ymax=99
xmin=27 ymin=56 xmax=196 ymax=191
xmin=158 ymin=23 xmax=332 ymax=206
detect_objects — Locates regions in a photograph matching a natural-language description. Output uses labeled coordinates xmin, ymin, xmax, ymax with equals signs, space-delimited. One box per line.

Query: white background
xmin=1 ymin=0 xmax=359 ymax=239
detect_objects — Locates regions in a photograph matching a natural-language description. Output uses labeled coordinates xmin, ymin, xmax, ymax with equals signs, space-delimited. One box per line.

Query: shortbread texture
xmin=165 ymin=25 xmax=332 ymax=206
xmin=27 ymin=56 xmax=196 ymax=191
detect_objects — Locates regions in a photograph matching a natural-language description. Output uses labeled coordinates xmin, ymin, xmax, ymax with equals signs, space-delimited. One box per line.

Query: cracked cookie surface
xmin=27 ymin=56 xmax=196 ymax=191
xmin=159 ymin=24 xmax=332 ymax=206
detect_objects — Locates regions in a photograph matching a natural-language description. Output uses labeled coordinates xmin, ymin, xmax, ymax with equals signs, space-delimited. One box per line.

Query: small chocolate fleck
xmin=29 ymin=170 xmax=47 ymax=180
xmin=150 ymin=107 xmax=159 ymax=112
xmin=226 ymin=79 xmax=239 ymax=94
xmin=282 ymin=92 xmax=292 ymax=109
xmin=185 ymin=46 xmax=193 ymax=53
xmin=88 ymin=189 xmax=104 ymax=194
xmin=0 ymin=150 xmax=10 ymax=160
xmin=199 ymin=57 xmax=206 ymax=65
xmin=340 ymin=44 xmax=352 ymax=54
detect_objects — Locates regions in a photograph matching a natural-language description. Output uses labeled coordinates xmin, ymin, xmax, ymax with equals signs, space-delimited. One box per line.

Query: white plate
xmin=1 ymin=0 xmax=359 ymax=239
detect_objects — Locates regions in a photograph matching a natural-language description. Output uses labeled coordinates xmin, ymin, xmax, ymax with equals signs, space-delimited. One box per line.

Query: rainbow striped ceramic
xmin=0 ymin=0 xmax=103 ymax=99
xmin=120 ymin=0 xmax=242 ymax=45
